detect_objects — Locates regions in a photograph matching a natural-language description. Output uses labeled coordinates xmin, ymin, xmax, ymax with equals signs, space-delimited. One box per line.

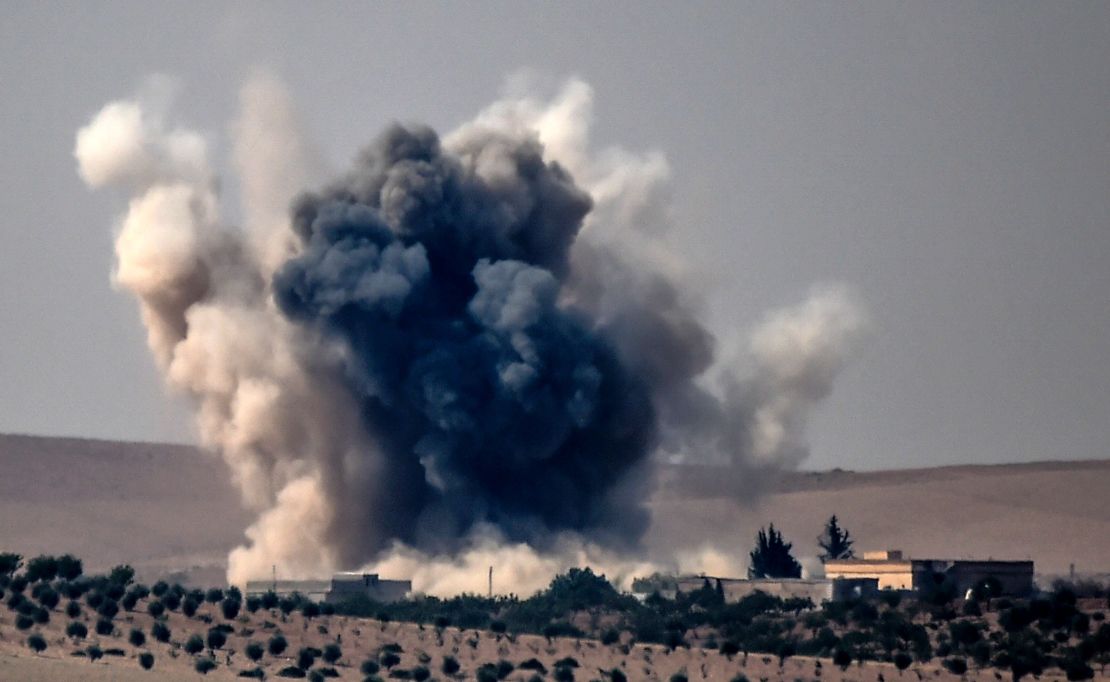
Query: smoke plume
xmin=76 ymin=75 xmax=866 ymax=593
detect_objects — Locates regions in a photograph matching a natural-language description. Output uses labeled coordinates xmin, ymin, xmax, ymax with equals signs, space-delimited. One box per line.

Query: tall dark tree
xmin=817 ymin=515 xmax=855 ymax=561
xmin=748 ymin=524 xmax=803 ymax=579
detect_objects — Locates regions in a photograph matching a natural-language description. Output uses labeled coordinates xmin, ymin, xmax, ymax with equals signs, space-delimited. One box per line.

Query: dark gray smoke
xmin=273 ymin=124 xmax=657 ymax=553
xmin=76 ymin=76 xmax=865 ymax=591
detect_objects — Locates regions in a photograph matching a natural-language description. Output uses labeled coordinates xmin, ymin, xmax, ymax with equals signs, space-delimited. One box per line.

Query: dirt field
xmin=5 ymin=599 xmax=1089 ymax=681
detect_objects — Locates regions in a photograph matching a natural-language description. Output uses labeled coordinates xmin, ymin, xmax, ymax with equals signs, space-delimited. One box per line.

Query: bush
xmin=195 ymin=657 xmax=218 ymax=674
xmin=943 ymin=658 xmax=968 ymax=676
xmin=411 ymin=666 xmax=431 ymax=681
xmin=205 ymin=588 xmax=224 ymax=604
xmin=246 ymin=595 xmax=262 ymax=613
xmin=65 ymin=599 xmax=81 ymax=618
xmin=297 ymin=646 xmax=318 ymax=670
xmin=182 ymin=596 xmax=198 ymax=617
xmin=553 ymin=667 xmax=575 ymax=682
xmin=27 ymin=633 xmax=47 ymax=653
xmin=33 ymin=605 xmax=49 ymax=624
xmin=185 ymin=634 xmax=205 ymax=655
xmin=381 ymin=651 xmax=401 ymax=668
xmin=66 ymin=620 xmax=88 ymax=639
xmin=323 ymin=642 xmax=342 ymax=664
xmin=162 ymin=591 xmax=180 ymax=611
xmin=9 ymin=575 xmax=28 ymax=594
xmin=476 ymin=664 xmax=500 ymax=682
xmin=129 ymin=627 xmax=146 ymax=647
xmin=97 ymin=598 xmax=119 ymax=619
xmin=519 ymin=658 xmax=547 ymax=673
xmin=262 ymin=591 xmax=279 ymax=609
xmin=85 ymin=590 xmax=104 ymax=609
xmin=302 ymin=601 xmax=320 ymax=619
xmin=278 ymin=666 xmax=307 ymax=678
xmin=363 ymin=659 xmax=382 ymax=675
xmin=86 ymin=645 xmax=103 ymax=661
xmin=95 ymin=618 xmax=114 ymax=636
xmin=222 ymin=597 xmax=241 ymax=620
xmin=440 ymin=655 xmax=460 ymax=674
xmin=108 ymin=564 xmax=135 ymax=586
xmin=152 ymin=581 xmax=169 ymax=597
xmin=207 ymin=628 xmax=227 ymax=651
xmin=239 ymin=668 xmax=266 ymax=679
xmin=269 ymin=633 xmax=289 ymax=656
xmin=834 ymin=648 xmax=853 ymax=670
xmin=121 ymin=591 xmax=138 ymax=611
xmin=36 ymin=586 xmax=59 ymax=609
xmin=147 ymin=599 xmax=165 ymax=618
xmin=152 ymin=621 xmax=171 ymax=642
xmin=894 ymin=651 xmax=913 ymax=671
xmin=25 ymin=555 xmax=60 ymax=582
xmin=139 ymin=651 xmax=154 ymax=670
xmin=245 ymin=641 xmax=265 ymax=662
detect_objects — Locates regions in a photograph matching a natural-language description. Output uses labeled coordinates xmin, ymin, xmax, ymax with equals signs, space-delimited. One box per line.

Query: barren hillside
xmin=1 ymin=433 xmax=1108 ymax=585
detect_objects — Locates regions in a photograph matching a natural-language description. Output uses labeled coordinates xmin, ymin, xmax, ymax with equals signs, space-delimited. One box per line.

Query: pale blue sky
xmin=1 ymin=1 xmax=1107 ymax=471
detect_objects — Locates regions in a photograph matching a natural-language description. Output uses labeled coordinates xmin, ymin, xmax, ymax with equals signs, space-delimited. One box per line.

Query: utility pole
xmin=272 ymin=564 xmax=277 ymax=592
xmin=488 ymin=566 xmax=493 ymax=599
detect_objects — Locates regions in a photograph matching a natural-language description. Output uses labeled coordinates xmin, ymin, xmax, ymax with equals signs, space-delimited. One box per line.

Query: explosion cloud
xmin=76 ymin=75 xmax=866 ymax=592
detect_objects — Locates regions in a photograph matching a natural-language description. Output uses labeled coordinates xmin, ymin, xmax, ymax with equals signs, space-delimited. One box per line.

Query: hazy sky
xmin=1 ymin=1 xmax=1107 ymax=472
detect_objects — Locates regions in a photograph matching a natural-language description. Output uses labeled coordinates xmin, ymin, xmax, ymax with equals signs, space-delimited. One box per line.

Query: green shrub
xmin=323 ymin=642 xmax=342 ymax=664
xmin=269 ymin=633 xmax=288 ymax=656
xmin=207 ymin=628 xmax=227 ymax=651
xmin=86 ymin=645 xmax=103 ymax=661
xmin=195 ymin=657 xmax=217 ymax=674
xmin=297 ymin=646 xmax=317 ymax=670
xmin=27 ymin=633 xmax=47 ymax=653
xmin=222 ymin=597 xmax=241 ymax=620
xmin=182 ymin=596 xmax=198 ymax=617
xmin=245 ymin=641 xmax=264 ymax=661
xmin=277 ymin=666 xmax=307 ymax=678
xmin=943 ymin=658 xmax=968 ymax=676
xmin=162 ymin=591 xmax=181 ymax=611
xmin=362 ymin=659 xmax=381 ymax=675
xmin=129 ymin=627 xmax=146 ymax=647
xmin=152 ymin=621 xmax=171 ymax=642
xmin=441 ymin=655 xmax=460 ymax=674
xmin=894 ymin=651 xmax=913 ymax=671
xmin=93 ymin=618 xmax=113 ymax=635
xmin=66 ymin=621 xmax=88 ymax=639
xmin=139 ymin=651 xmax=154 ymax=670
xmin=184 ymin=634 xmax=205 ymax=655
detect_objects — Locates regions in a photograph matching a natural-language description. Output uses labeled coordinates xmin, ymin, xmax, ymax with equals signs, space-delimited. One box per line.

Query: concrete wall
xmin=825 ymin=558 xmax=1035 ymax=597
xmin=825 ymin=560 xmax=914 ymax=590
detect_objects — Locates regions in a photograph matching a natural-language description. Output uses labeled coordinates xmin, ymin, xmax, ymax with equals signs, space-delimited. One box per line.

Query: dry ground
xmin=5 ymin=598 xmax=1094 ymax=681
xmin=2 ymin=433 xmax=1108 ymax=585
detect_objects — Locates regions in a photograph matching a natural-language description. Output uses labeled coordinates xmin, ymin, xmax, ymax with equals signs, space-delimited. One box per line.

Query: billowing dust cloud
xmin=76 ymin=74 xmax=866 ymax=594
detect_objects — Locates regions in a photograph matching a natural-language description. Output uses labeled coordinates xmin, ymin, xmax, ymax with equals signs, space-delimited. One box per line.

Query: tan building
xmin=824 ymin=550 xmax=1034 ymax=596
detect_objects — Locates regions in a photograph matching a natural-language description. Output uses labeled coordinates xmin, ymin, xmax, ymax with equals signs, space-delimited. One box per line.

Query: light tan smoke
xmin=78 ymin=73 xmax=865 ymax=591
xmin=75 ymin=75 xmax=372 ymax=586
